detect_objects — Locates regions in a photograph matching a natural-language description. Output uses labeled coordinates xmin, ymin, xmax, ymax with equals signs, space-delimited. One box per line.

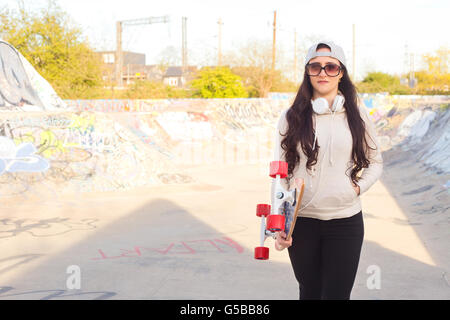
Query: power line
xmin=182 ymin=16 xmax=187 ymax=72
xmin=115 ymin=15 xmax=170 ymax=87
xmin=272 ymin=10 xmax=276 ymax=73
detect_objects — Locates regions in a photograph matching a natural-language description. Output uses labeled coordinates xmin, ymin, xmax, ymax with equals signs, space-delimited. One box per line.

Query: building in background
xmin=98 ymin=51 xmax=163 ymax=85
xmin=162 ymin=66 xmax=198 ymax=88
xmin=100 ymin=51 xmax=145 ymax=66
xmin=98 ymin=51 xmax=197 ymax=87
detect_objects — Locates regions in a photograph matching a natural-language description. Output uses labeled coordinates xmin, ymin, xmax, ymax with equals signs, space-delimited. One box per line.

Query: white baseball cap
xmin=305 ymin=41 xmax=347 ymax=67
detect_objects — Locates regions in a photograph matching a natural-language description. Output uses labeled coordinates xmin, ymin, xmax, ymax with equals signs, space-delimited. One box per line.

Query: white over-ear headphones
xmin=311 ymin=94 xmax=345 ymax=114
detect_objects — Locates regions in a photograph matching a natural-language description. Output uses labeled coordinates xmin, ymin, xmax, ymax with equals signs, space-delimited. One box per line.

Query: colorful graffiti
xmin=358 ymin=94 xmax=450 ymax=174
xmin=0 ymin=41 xmax=43 ymax=108
xmin=0 ymin=40 xmax=66 ymax=111
xmin=0 ymin=112 xmax=180 ymax=195
xmin=0 ymin=93 xmax=448 ymax=196
xmin=0 ymin=136 xmax=49 ymax=174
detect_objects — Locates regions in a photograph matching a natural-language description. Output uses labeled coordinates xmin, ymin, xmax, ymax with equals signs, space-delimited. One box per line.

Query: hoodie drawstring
xmin=312 ymin=111 xmax=336 ymax=166
xmin=310 ymin=109 xmax=337 ymax=188
xmin=329 ymin=111 xmax=336 ymax=166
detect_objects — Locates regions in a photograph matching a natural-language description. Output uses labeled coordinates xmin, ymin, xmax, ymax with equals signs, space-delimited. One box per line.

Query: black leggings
xmin=287 ymin=211 xmax=364 ymax=300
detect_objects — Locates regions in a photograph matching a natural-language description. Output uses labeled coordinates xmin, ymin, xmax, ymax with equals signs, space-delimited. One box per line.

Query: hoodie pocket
xmin=345 ymin=180 xmax=359 ymax=201
xmin=309 ymin=180 xmax=358 ymax=210
xmin=335 ymin=180 xmax=358 ymax=208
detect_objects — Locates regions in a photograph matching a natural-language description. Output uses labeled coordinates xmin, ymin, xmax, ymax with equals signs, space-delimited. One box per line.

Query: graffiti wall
xmin=1 ymin=95 xmax=448 ymax=197
xmin=0 ymin=112 xmax=185 ymax=196
xmin=1 ymin=39 xmax=448 ymax=196
xmin=357 ymin=94 xmax=450 ymax=175
xmin=68 ymin=98 xmax=289 ymax=166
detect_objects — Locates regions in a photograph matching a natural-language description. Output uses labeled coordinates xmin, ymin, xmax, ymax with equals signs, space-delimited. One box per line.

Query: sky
xmin=1 ymin=0 xmax=449 ymax=81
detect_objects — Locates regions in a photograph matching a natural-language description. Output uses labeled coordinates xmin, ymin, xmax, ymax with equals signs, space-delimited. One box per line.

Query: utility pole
xmin=404 ymin=43 xmax=409 ymax=76
xmin=218 ymin=18 xmax=223 ymax=66
xmin=352 ymin=24 xmax=356 ymax=81
xmin=115 ymin=15 xmax=170 ymax=87
xmin=115 ymin=21 xmax=123 ymax=87
xmin=409 ymin=52 xmax=415 ymax=88
xmin=182 ymin=17 xmax=187 ymax=74
xmin=399 ymin=43 xmax=410 ymax=86
xmin=294 ymin=28 xmax=297 ymax=84
xmin=272 ymin=10 xmax=277 ymax=73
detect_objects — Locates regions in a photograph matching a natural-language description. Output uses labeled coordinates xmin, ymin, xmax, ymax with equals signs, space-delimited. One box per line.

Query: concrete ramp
xmin=0 ymin=40 xmax=66 ymax=111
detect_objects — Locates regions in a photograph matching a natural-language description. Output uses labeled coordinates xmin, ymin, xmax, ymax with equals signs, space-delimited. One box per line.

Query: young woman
xmin=272 ymin=41 xmax=383 ymax=300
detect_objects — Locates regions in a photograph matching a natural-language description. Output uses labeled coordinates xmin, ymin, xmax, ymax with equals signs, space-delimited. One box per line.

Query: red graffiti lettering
xmin=91 ymin=249 xmax=123 ymax=260
xmin=91 ymin=237 xmax=244 ymax=261
xmin=214 ymin=237 xmax=244 ymax=253
xmin=186 ymin=239 xmax=225 ymax=252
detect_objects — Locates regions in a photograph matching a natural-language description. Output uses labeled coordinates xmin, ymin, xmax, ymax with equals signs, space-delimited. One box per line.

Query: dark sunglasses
xmin=306 ymin=63 xmax=342 ymax=77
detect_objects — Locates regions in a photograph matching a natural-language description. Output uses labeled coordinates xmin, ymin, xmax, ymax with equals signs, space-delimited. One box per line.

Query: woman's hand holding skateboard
xmin=275 ymin=231 xmax=292 ymax=251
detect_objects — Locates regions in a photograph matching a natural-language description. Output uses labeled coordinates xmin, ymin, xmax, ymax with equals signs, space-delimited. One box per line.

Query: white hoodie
xmin=273 ymin=103 xmax=383 ymax=220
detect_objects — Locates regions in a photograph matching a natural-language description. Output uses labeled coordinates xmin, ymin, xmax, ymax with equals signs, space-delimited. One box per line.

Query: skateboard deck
xmin=284 ymin=178 xmax=305 ymax=242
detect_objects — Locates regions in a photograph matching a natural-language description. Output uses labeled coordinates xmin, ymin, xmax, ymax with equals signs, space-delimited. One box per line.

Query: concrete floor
xmin=0 ymin=157 xmax=448 ymax=300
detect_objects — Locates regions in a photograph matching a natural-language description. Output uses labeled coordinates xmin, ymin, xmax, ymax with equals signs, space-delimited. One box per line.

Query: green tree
xmin=356 ymin=47 xmax=449 ymax=95
xmin=422 ymin=46 xmax=448 ymax=75
xmin=416 ymin=47 xmax=449 ymax=94
xmin=121 ymin=80 xmax=191 ymax=99
xmin=123 ymin=80 xmax=167 ymax=99
xmin=414 ymin=71 xmax=450 ymax=95
xmin=190 ymin=67 xmax=248 ymax=98
xmin=356 ymin=72 xmax=412 ymax=94
xmin=0 ymin=2 xmax=104 ymax=99
xmin=362 ymin=72 xmax=397 ymax=87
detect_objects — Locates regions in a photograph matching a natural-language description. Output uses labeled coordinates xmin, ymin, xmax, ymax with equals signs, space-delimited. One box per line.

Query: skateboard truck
xmin=254 ymin=161 xmax=297 ymax=260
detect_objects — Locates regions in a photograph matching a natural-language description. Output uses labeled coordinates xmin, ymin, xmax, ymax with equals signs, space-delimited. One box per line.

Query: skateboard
xmin=254 ymin=161 xmax=305 ymax=260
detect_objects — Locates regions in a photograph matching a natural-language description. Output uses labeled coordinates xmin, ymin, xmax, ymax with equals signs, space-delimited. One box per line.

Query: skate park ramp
xmin=0 ymin=40 xmax=67 ymax=111
xmin=0 ymin=40 xmax=449 ymax=299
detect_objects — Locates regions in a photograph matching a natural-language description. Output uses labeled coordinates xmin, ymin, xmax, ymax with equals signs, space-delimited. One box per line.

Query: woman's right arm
xmin=273 ymin=109 xmax=288 ymax=162
xmin=271 ymin=109 xmax=290 ymax=195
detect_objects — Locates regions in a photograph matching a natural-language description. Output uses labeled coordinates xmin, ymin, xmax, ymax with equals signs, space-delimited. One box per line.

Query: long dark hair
xmin=281 ymin=49 xmax=376 ymax=186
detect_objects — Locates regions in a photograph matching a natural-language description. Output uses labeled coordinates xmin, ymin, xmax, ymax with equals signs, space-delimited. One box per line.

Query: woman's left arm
xmin=355 ymin=104 xmax=384 ymax=195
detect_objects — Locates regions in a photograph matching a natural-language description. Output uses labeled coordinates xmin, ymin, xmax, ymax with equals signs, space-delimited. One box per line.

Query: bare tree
xmin=221 ymin=38 xmax=278 ymax=97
